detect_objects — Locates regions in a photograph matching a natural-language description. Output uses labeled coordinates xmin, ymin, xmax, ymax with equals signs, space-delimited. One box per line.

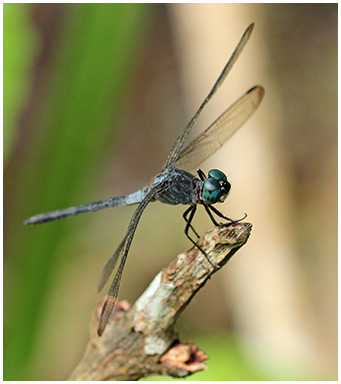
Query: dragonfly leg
xmin=203 ymin=204 xmax=220 ymax=226
xmin=183 ymin=206 xmax=200 ymax=239
xmin=197 ymin=169 xmax=207 ymax=181
xmin=207 ymin=204 xmax=247 ymax=225
xmin=184 ymin=205 xmax=219 ymax=270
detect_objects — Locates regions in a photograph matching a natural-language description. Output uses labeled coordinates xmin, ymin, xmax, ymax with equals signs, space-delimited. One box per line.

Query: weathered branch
xmin=68 ymin=222 xmax=252 ymax=381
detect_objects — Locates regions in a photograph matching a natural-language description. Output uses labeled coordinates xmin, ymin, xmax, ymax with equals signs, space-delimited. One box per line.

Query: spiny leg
xmin=183 ymin=205 xmax=200 ymax=239
xmin=184 ymin=205 xmax=218 ymax=270
xmin=208 ymin=204 xmax=247 ymax=224
xmin=203 ymin=204 xmax=220 ymax=226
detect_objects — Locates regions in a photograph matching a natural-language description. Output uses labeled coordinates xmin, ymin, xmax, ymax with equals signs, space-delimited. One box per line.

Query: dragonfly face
xmin=202 ymin=169 xmax=231 ymax=204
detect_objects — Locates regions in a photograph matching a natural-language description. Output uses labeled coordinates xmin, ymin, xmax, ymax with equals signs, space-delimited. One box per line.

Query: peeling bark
xmin=68 ymin=222 xmax=252 ymax=381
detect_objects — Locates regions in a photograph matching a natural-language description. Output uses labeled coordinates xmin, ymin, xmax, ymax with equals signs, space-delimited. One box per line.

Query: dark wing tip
xmin=97 ymin=325 xmax=104 ymax=337
xmin=243 ymin=23 xmax=255 ymax=40
xmin=247 ymin=85 xmax=265 ymax=102
xmin=246 ymin=23 xmax=255 ymax=34
xmin=97 ymin=296 xmax=116 ymax=337
xmin=238 ymin=24 xmax=255 ymax=48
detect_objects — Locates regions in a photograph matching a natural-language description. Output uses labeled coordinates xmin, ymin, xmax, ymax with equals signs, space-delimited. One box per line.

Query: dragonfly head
xmin=202 ymin=169 xmax=231 ymax=204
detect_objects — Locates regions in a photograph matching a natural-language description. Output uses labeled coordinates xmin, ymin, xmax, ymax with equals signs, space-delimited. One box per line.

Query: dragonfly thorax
xmin=202 ymin=169 xmax=231 ymax=205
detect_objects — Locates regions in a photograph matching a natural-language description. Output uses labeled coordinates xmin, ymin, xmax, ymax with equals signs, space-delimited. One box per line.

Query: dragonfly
xmin=25 ymin=24 xmax=264 ymax=336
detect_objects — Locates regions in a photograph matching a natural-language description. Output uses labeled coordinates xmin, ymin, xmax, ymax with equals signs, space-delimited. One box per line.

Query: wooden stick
xmin=68 ymin=222 xmax=252 ymax=381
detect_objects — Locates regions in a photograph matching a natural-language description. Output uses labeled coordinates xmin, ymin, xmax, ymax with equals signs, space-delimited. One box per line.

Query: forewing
xmin=162 ymin=24 xmax=255 ymax=170
xmin=174 ymin=86 xmax=264 ymax=171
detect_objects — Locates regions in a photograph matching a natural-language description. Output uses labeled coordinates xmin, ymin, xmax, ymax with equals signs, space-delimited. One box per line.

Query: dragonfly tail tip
xmin=23 ymin=217 xmax=34 ymax=225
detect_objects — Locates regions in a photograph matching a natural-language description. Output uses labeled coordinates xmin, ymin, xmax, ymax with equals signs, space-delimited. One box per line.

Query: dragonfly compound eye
xmin=206 ymin=169 xmax=231 ymax=202
xmin=202 ymin=178 xmax=222 ymax=204
xmin=208 ymin=169 xmax=227 ymax=181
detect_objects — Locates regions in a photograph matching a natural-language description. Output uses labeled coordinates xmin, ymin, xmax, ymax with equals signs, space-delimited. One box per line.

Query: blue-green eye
xmin=202 ymin=169 xmax=231 ymax=204
xmin=208 ymin=169 xmax=227 ymax=181
xmin=202 ymin=178 xmax=222 ymax=204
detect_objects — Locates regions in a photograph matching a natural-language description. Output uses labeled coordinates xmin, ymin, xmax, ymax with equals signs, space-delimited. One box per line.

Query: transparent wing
xmin=174 ymin=86 xmax=264 ymax=171
xmin=162 ymin=23 xmax=255 ymax=170
xmin=97 ymin=235 xmax=127 ymax=293
xmin=97 ymin=188 xmax=157 ymax=336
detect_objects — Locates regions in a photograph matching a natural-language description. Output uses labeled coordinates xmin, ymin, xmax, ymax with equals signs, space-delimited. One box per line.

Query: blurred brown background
xmin=4 ymin=3 xmax=337 ymax=380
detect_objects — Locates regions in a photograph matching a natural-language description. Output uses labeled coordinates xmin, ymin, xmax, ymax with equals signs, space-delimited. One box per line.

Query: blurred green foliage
xmin=3 ymin=3 xmax=38 ymax=163
xmin=4 ymin=4 xmax=150 ymax=380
